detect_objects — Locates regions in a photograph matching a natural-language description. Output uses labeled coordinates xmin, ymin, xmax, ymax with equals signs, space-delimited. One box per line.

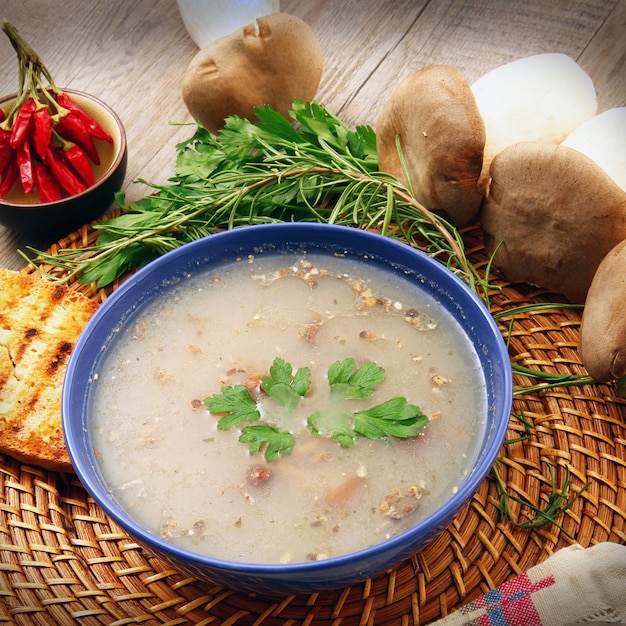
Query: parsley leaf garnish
xmin=353 ymin=397 xmax=429 ymax=440
xmin=327 ymin=357 xmax=385 ymax=400
xmin=204 ymin=357 xmax=428 ymax=460
xmin=308 ymin=410 xmax=356 ymax=447
xmin=239 ymin=425 xmax=294 ymax=462
xmin=308 ymin=397 xmax=428 ymax=448
xmin=204 ymin=385 xmax=260 ymax=430
xmin=261 ymin=357 xmax=311 ymax=412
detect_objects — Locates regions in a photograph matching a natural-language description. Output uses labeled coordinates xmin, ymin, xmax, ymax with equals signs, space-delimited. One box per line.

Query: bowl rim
xmin=0 ymin=88 xmax=127 ymax=209
xmin=63 ymin=222 xmax=513 ymax=583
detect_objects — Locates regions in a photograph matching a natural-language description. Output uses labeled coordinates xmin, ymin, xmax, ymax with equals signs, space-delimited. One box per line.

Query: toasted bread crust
xmin=0 ymin=269 xmax=98 ymax=471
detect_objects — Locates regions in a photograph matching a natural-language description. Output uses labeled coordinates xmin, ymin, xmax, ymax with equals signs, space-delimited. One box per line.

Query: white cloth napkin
xmin=430 ymin=542 xmax=626 ymax=625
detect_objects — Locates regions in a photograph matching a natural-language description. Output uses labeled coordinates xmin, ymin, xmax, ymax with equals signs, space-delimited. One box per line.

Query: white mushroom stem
xmin=562 ymin=107 xmax=626 ymax=192
xmin=471 ymin=53 xmax=597 ymax=181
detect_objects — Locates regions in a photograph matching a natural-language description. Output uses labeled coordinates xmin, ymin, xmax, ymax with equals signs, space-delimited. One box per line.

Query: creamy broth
xmin=90 ymin=253 xmax=487 ymax=564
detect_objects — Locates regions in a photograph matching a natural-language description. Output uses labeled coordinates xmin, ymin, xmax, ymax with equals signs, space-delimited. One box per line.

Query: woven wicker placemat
xmin=1 ymin=220 xmax=625 ymax=625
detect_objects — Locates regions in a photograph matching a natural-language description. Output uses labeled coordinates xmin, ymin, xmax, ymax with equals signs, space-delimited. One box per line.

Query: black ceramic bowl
xmin=0 ymin=88 xmax=127 ymax=240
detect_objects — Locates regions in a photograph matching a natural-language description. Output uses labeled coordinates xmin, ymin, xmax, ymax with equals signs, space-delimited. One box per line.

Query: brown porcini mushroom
xmin=579 ymin=238 xmax=626 ymax=382
xmin=376 ymin=64 xmax=486 ymax=227
xmin=181 ymin=12 xmax=323 ymax=134
xmin=481 ymin=142 xmax=626 ymax=303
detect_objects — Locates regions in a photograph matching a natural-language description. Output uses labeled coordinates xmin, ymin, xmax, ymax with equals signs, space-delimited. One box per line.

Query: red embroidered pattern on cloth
xmin=459 ymin=572 xmax=556 ymax=625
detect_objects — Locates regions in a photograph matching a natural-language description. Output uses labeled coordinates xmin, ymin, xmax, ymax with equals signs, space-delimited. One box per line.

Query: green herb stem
xmin=511 ymin=364 xmax=594 ymax=395
xmin=492 ymin=461 xmax=590 ymax=540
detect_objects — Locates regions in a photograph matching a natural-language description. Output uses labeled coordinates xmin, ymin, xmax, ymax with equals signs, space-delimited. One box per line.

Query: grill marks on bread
xmin=0 ymin=269 xmax=98 ymax=471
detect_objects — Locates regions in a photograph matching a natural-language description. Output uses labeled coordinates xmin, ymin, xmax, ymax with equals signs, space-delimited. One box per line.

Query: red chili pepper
xmin=16 ymin=138 xmax=34 ymax=194
xmin=43 ymin=145 xmax=86 ymax=196
xmin=56 ymin=111 xmax=100 ymax=165
xmin=33 ymin=161 xmax=63 ymax=202
xmin=9 ymin=97 xmax=37 ymax=149
xmin=33 ymin=107 xmax=52 ymax=161
xmin=63 ymin=143 xmax=95 ymax=187
xmin=0 ymin=128 xmax=13 ymax=175
xmin=56 ymin=92 xmax=114 ymax=143
xmin=0 ymin=154 xmax=18 ymax=197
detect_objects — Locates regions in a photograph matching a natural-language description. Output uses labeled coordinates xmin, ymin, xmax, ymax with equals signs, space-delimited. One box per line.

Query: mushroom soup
xmin=90 ymin=253 xmax=488 ymax=564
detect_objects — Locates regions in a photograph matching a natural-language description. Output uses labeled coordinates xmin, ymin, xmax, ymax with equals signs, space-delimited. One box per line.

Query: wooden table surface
xmin=0 ymin=0 xmax=624 ymax=270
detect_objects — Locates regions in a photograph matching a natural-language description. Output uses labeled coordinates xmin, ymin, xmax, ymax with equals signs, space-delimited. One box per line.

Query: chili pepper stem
xmin=0 ymin=20 xmax=61 ymax=127
xmin=41 ymin=85 xmax=70 ymax=120
xmin=51 ymin=127 xmax=73 ymax=152
xmin=2 ymin=19 xmax=56 ymax=87
xmin=1 ymin=19 xmax=104 ymax=201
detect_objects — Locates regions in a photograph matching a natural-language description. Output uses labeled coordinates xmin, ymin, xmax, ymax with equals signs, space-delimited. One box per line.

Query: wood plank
xmin=284 ymin=0 xmax=430 ymax=119
xmin=578 ymin=0 xmax=626 ymax=111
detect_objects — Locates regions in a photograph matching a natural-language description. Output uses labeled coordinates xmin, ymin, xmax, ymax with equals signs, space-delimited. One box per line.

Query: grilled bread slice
xmin=0 ymin=268 xmax=98 ymax=471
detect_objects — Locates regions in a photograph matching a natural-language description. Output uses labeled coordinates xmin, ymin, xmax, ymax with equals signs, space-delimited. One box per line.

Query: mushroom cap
xmin=481 ymin=142 xmax=626 ymax=303
xmin=376 ymin=64 xmax=485 ymax=227
xmin=579 ymin=238 xmax=626 ymax=382
xmin=181 ymin=12 xmax=323 ymax=134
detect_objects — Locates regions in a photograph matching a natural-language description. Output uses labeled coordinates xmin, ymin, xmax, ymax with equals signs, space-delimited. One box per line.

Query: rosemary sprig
xmin=23 ymin=100 xmax=490 ymax=297
xmin=494 ymin=301 xmax=594 ymax=394
xmin=504 ymin=410 xmax=533 ymax=444
xmin=492 ymin=461 xmax=590 ymax=540
xmin=511 ymin=365 xmax=593 ymax=395
xmin=491 ymin=301 xmax=594 ymax=535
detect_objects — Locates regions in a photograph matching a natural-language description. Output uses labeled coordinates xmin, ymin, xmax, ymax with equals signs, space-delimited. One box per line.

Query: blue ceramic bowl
xmin=63 ymin=223 xmax=512 ymax=595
